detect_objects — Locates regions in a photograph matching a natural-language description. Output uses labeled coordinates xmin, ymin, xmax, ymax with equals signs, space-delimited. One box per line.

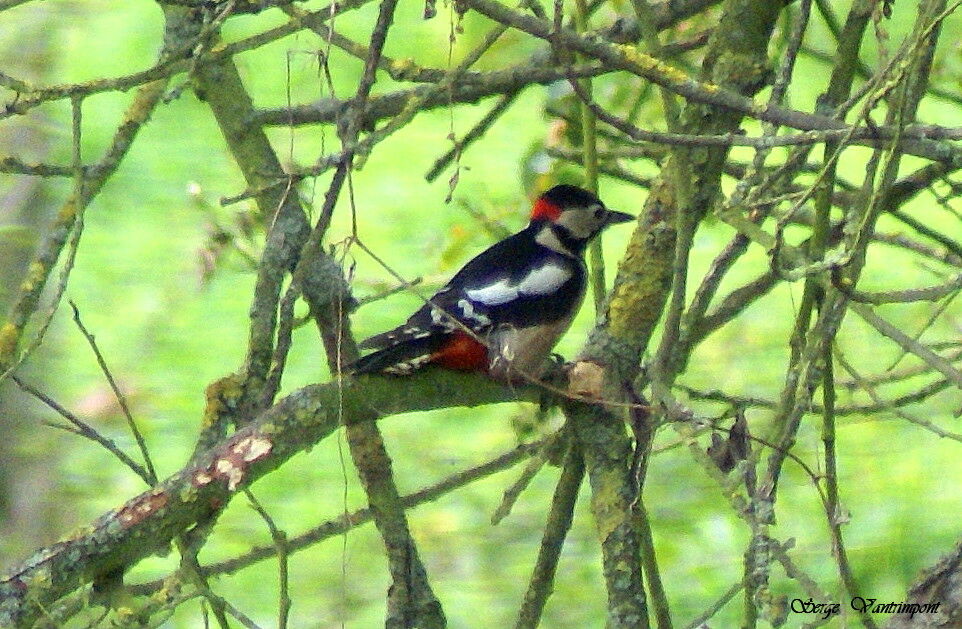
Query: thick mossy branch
xmin=0 ymin=370 xmax=537 ymax=627
xmin=190 ymin=34 xmax=311 ymax=426
xmin=560 ymin=2 xmax=784 ymax=628
xmin=886 ymin=537 xmax=962 ymax=629
xmin=583 ymin=0 xmax=783 ymax=374
xmin=583 ymin=182 xmax=676 ymax=373
xmin=565 ymin=401 xmax=648 ymax=629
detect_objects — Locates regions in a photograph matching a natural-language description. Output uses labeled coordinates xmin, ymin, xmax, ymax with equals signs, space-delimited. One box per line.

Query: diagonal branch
xmin=0 ymin=370 xmax=538 ymax=627
xmin=515 ymin=441 xmax=585 ymax=629
xmin=0 ymin=76 xmax=169 ymax=379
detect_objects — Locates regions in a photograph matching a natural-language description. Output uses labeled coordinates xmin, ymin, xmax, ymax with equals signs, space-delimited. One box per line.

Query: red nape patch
xmin=531 ymin=198 xmax=562 ymax=222
xmin=430 ymin=332 xmax=489 ymax=371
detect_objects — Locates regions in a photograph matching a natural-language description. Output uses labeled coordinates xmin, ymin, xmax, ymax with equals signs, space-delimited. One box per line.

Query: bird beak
xmin=604 ymin=209 xmax=634 ymax=226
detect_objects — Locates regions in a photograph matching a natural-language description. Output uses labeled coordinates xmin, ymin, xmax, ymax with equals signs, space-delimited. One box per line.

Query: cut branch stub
xmin=567 ymin=360 xmax=606 ymax=398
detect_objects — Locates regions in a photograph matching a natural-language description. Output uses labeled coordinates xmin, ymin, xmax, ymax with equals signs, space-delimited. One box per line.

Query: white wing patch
xmin=428 ymin=301 xmax=491 ymax=331
xmin=466 ymin=279 xmax=514 ymax=306
xmin=466 ymin=264 xmax=571 ymax=306
xmin=457 ymin=299 xmax=491 ymax=326
xmin=383 ymin=354 xmax=433 ymax=375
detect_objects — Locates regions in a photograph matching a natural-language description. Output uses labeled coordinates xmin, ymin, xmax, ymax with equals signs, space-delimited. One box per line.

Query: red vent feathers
xmin=530 ymin=198 xmax=562 ymax=222
xmin=430 ymin=332 xmax=489 ymax=371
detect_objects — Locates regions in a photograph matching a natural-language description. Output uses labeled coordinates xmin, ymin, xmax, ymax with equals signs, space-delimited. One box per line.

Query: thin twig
xmin=883 ymin=289 xmax=959 ymax=371
xmin=1 ymin=77 xmax=169 ymax=384
xmin=11 ymin=375 xmax=153 ymax=485
xmin=683 ymin=582 xmax=741 ymax=629
xmin=839 ymin=274 xmax=962 ymax=304
xmin=245 ymin=490 xmax=291 ymax=629
xmin=355 ymin=277 xmax=424 ymax=307
xmin=492 ymin=444 xmax=551 ymax=525
xmin=69 ymin=300 xmax=157 ymax=485
xmin=425 ymin=91 xmax=520 ymax=183
xmin=679 ymin=376 xmax=958 ymax=419
xmin=0 ymin=0 xmax=376 ymax=121
xmin=293 ymin=22 xmax=511 ymax=180
xmin=820 ymin=345 xmax=865 ymax=627
xmin=769 ymin=538 xmax=832 ymax=602
xmin=209 ymin=592 xmax=264 ymax=629
xmin=0 ymin=156 xmax=74 ymax=177
xmin=834 ymin=349 xmax=962 ymax=442
xmin=849 ymin=301 xmax=962 ymax=390
xmin=545 ymin=147 xmax=653 ymax=189
xmin=634 ymin=498 xmax=672 ymax=629
xmin=570 ymin=0 xmax=605 ymax=314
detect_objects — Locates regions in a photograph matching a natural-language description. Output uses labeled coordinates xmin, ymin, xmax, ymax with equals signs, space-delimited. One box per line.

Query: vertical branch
xmin=308 ymin=245 xmax=447 ymax=627
xmin=246 ymin=492 xmax=291 ymax=629
xmin=821 ymin=350 xmax=846 ymax=585
xmin=182 ymin=3 xmax=311 ymax=425
xmin=292 ymin=3 xmax=446 ymax=626
xmin=786 ymin=0 xmax=872 ymax=369
xmin=757 ymin=6 xmax=948 ymax=629
xmin=515 ymin=441 xmax=585 ymax=629
xmin=629 ymin=0 xmax=691 ymax=392
xmin=629 ymin=0 xmax=680 ymax=127
xmin=739 ymin=4 xmax=868 ymax=623
xmin=761 ymin=0 xmax=949 ymax=503
xmin=70 ymin=93 xmax=83 ymax=205
xmin=634 ymin=499 xmax=672 ymax=629
xmin=561 ymin=1 xmax=784 ymax=627
xmin=177 ymin=532 xmax=232 ymax=629
xmin=344 ymin=419 xmax=446 ymax=628
xmin=564 ymin=400 xmax=650 ymax=629
xmin=571 ymin=0 xmax=604 ymax=313
xmin=814 ymin=348 xmax=874 ymax=628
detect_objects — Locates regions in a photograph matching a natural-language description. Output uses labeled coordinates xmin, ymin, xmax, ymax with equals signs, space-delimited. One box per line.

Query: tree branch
xmin=0 ymin=371 xmax=538 ymax=627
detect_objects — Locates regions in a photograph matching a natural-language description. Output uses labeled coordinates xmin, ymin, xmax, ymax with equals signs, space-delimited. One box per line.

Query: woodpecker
xmin=351 ymin=184 xmax=633 ymax=380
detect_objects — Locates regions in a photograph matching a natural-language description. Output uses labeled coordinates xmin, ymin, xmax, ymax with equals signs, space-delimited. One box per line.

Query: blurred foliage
xmin=2 ymin=0 xmax=962 ymax=627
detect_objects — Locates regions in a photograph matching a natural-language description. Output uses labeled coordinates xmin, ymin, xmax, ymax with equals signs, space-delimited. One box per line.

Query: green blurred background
xmin=2 ymin=0 xmax=962 ymax=627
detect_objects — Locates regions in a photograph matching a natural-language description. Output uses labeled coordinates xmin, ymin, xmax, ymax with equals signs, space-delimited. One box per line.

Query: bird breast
xmin=486 ymin=315 xmax=574 ymax=381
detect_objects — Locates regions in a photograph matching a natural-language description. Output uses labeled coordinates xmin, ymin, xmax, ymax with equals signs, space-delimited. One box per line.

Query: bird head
xmin=530 ymin=184 xmax=633 ymax=255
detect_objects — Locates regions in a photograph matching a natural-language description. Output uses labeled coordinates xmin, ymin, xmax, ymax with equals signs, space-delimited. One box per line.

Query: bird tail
xmin=349 ymin=337 xmax=443 ymax=375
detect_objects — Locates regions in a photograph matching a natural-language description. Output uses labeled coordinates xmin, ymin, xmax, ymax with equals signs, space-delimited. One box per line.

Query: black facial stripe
xmin=551 ymin=223 xmax=588 ymax=255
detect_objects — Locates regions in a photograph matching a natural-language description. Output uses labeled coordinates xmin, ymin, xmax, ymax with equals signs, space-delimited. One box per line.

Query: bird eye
xmin=593 ymin=207 xmax=605 ymax=219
